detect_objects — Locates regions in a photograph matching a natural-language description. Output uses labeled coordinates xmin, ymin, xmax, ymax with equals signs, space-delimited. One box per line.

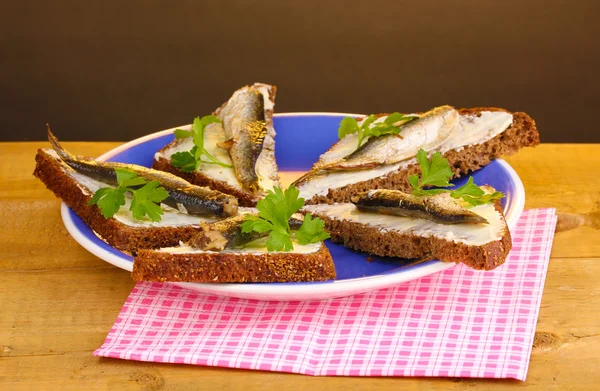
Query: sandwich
xmin=303 ymin=188 xmax=511 ymax=271
xmin=34 ymin=129 xmax=239 ymax=253
xmin=293 ymin=106 xmax=539 ymax=204
xmin=35 ymin=130 xmax=334 ymax=283
xmin=153 ymin=83 xmax=280 ymax=207
xmin=133 ymin=240 xmax=335 ymax=283
xmin=132 ymin=187 xmax=336 ymax=283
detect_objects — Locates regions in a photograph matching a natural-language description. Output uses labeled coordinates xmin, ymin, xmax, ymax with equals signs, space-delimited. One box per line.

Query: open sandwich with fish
xmin=132 ymin=188 xmax=336 ymax=283
xmin=153 ymin=83 xmax=280 ymax=207
xmin=303 ymin=187 xmax=512 ymax=271
xmin=34 ymin=130 xmax=334 ymax=282
xmin=34 ymin=129 xmax=240 ymax=253
xmin=301 ymin=146 xmax=514 ymax=271
xmin=294 ymin=106 xmax=539 ymax=204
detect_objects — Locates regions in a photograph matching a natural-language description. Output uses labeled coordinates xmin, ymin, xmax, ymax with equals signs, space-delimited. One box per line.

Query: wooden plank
xmin=1 ymin=337 xmax=598 ymax=390
xmin=504 ymin=145 xmax=600 ymax=258
xmin=0 ymin=268 xmax=133 ymax=355
xmin=0 ymin=142 xmax=128 ymax=270
xmin=1 ymin=258 xmax=599 ymax=390
xmin=0 ymin=198 xmax=112 ymax=270
xmin=0 ymin=350 xmax=566 ymax=391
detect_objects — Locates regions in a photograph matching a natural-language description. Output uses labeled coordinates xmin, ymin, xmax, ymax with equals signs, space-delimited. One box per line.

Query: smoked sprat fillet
xmin=351 ymin=189 xmax=489 ymax=225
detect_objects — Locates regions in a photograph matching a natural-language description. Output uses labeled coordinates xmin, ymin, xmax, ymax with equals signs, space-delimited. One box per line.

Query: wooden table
xmin=1 ymin=143 xmax=599 ymax=390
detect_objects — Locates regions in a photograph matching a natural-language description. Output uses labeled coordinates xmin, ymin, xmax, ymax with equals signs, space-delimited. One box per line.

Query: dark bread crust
xmin=33 ymin=149 xmax=201 ymax=253
xmin=152 ymin=84 xmax=279 ymax=207
xmin=306 ymin=108 xmax=539 ymax=205
xmin=309 ymin=202 xmax=511 ymax=271
xmin=133 ymin=243 xmax=336 ymax=283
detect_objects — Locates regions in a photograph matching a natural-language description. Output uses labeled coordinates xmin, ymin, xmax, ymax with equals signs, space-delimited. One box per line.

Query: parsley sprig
xmin=450 ymin=177 xmax=505 ymax=206
xmin=171 ymin=115 xmax=232 ymax=172
xmin=241 ymin=186 xmax=330 ymax=251
xmin=88 ymin=168 xmax=169 ymax=222
xmin=338 ymin=112 xmax=418 ymax=149
xmin=408 ymin=149 xmax=505 ymax=206
xmin=408 ymin=149 xmax=454 ymax=196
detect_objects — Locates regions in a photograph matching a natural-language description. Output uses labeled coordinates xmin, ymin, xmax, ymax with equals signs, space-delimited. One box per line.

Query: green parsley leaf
xmin=450 ymin=176 xmax=483 ymax=198
xmin=241 ymin=214 xmax=274 ymax=233
xmin=421 ymin=152 xmax=453 ymax=187
xmin=284 ymin=186 xmax=305 ymax=218
xmin=451 ymin=177 xmax=504 ymax=206
xmin=338 ymin=113 xmax=418 ymax=150
xmin=130 ymin=180 xmax=169 ymax=222
xmin=270 ymin=187 xmax=290 ymax=228
xmin=459 ymin=191 xmax=505 ymax=206
xmin=408 ymin=174 xmax=420 ymax=190
xmin=174 ymin=129 xmax=193 ymax=139
xmin=88 ymin=187 xmax=126 ymax=219
xmin=253 ymin=197 xmax=274 ymax=222
xmin=415 ymin=148 xmax=431 ymax=173
xmin=385 ymin=112 xmax=418 ymax=126
xmin=89 ymin=169 xmax=170 ymax=222
xmin=115 ymin=168 xmax=136 ymax=184
xmin=241 ymin=185 xmax=329 ymax=252
xmin=384 ymin=112 xmax=404 ymax=125
xmin=266 ymin=229 xmax=293 ymax=252
xmin=171 ymin=149 xmax=200 ymax=172
xmin=409 ymin=149 xmax=505 ymax=204
xmin=257 ymin=187 xmax=297 ymax=229
xmin=139 ymin=180 xmax=169 ymax=203
xmin=115 ymin=168 xmax=148 ymax=188
xmin=360 ymin=115 xmax=377 ymax=131
xmin=192 ymin=117 xmax=207 ymax=155
xmin=410 ymin=149 xmax=454 ymax=195
xmin=192 ymin=116 xmax=230 ymax=167
xmin=171 ymin=115 xmax=232 ymax=170
xmin=119 ymin=176 xmax=148 ymax=188
xmin=338 ymin=117 xmax=360 ymax=139
xmin=199 ymin=115 xmax=220 ymax=127
xmin=362 ymin=122 xmax=400 ymax=138
xmin=295 ymin=213 xmax=330 ymax=244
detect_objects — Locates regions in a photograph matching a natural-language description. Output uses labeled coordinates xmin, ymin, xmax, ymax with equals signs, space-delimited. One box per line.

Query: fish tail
xmin=291 ymin=162 xmax=342 ymax=187
xmin=290 ymin=170 xmax=316 ymax=187
xmin=46 ymin=124 xmax=73 ymax=162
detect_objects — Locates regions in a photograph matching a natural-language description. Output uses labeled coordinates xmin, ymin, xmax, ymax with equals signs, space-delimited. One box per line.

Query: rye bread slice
xmin=33 ymin=148 xmax=204 ymax=254
xmin=304 ymin=200 xmax=511 ymax=271
xmin=132 ymin=242 xmax=335 ymax=283
xmin=152 ymin=83 xmax=279 ymax=207
xmin=303 ymin=107 xmax=539 ymax=205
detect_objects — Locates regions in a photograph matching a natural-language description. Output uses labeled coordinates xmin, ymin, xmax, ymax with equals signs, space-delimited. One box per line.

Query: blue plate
xmin=61 ymin=113 xmax=524 ymax=301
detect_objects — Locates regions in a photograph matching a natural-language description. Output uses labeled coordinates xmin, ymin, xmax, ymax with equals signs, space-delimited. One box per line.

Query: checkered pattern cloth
xmin=95 ymin=209 xmax=556 ymax=380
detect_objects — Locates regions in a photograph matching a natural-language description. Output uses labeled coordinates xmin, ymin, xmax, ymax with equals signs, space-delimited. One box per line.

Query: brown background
xmin=1 ymin=0 xmax=599 ymax=142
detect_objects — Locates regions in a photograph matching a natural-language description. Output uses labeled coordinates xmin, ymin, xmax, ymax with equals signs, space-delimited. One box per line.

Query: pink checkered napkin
xmin=95 ymin=208 xmax=556 ymax=380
